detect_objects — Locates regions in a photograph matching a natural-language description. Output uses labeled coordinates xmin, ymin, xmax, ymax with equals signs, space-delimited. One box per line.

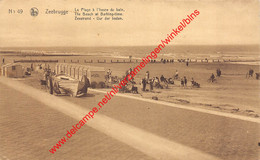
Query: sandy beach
xmin=9 ymin=54 xmax=259 ymax=118
xmin=0 ymin=62 xmax=259 ymax=160
xmin=0 ymin=52 xmax=260 ymax=160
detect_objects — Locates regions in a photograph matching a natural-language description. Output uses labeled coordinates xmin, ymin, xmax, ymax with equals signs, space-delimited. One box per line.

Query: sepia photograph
xmin=0 ymin=0 xmax=259 ymax=160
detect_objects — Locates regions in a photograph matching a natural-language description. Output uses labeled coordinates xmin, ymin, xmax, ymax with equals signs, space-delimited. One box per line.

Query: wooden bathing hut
xmin=1 ymin=63 xmax=24 ymax=78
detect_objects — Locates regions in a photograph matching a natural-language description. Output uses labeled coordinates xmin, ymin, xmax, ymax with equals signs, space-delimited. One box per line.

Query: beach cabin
xmin=55 ymin=63 xmax=106 ymax=88
xmin=71 ymin=66 xmax=76 ymax=78
xmin=1 ymin=63 xmax=24 ymax=78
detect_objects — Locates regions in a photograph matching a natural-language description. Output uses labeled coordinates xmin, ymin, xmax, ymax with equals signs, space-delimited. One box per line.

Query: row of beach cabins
xmin=0 ymin=62 xmax=106 ymax=88
xmin=55 ymin=63 xmax=106 ymax=88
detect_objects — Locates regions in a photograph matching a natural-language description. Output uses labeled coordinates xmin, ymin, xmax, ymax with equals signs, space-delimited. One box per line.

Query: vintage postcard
xmin=0 ymin=0 xmax=259 ymax=160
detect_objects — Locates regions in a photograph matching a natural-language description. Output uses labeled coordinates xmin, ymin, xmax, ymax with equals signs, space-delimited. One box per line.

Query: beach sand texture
xmin=18 ymin=60 xmax=260 ymax=117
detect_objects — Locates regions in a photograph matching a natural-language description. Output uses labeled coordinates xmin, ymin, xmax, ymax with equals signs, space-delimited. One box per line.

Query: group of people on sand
xmin=140 ymin=70 xmax=201 ymax=91
xmin=43 ymin=67 xmax=56 ymax=81
xmin=180 ymin=76 xmax=188 ymax=87
xmin=105 ymin=68 xmax=139 ymax=93
xmin=208 ymin=68 xmax=222 ymax=83
xmin=180 ymin=76 xmax=200 ymax=88
xmin=105 ymin=67 xmax=237 ymax=93
xmin=141 ymin=71 xmax=178 ymax=92
xmin=106 ymin=67 xmax=229 ymax=93
xmin=246 ymin=69 xmax=259 ymax=80
xmin=246 ymin=69 xmax=260 ymax=80
xmin=174 ymin=70 xmax=198 ymax=87
xmin=141 ymin=76 xmax=168 ymax=91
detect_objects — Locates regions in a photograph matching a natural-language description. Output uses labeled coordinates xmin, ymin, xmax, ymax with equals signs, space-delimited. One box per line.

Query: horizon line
xmin=0 ymin=44 xmax=259 ymax=48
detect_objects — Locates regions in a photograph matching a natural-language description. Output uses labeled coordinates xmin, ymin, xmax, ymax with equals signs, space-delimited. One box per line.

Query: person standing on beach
xmin=175 ymin=70 xmax=179 ymax=79
xmin=181 ymin=77 xmax=184 ymax=87
xmin=31 ymin=63 xmax=34 ymax=71
xmin=149 ymin=79 xmax=153 ymax=91
xmin=145 ymin=71 xmax=149 ymax=81
xmin=216 ymin=68 xmax=221 ymax=77
xmin=127 ymin=68 xmax=132 ymax=82
xmin=106 ymin=69 xmax=112 ymax=83
xmin=154 ymin=77 xmax=159 ymax=88
xmin=210 ymin=73 xmax=215 ymax=82
xmin=184 ymin=76 xmax=187 ymax=87
xmin=142 ymin=78 xmax=146 ymax=91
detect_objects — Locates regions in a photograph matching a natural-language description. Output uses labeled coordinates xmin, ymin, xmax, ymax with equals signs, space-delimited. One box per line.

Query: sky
xmin=0 ymin=0 xmax=259 ymax=47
